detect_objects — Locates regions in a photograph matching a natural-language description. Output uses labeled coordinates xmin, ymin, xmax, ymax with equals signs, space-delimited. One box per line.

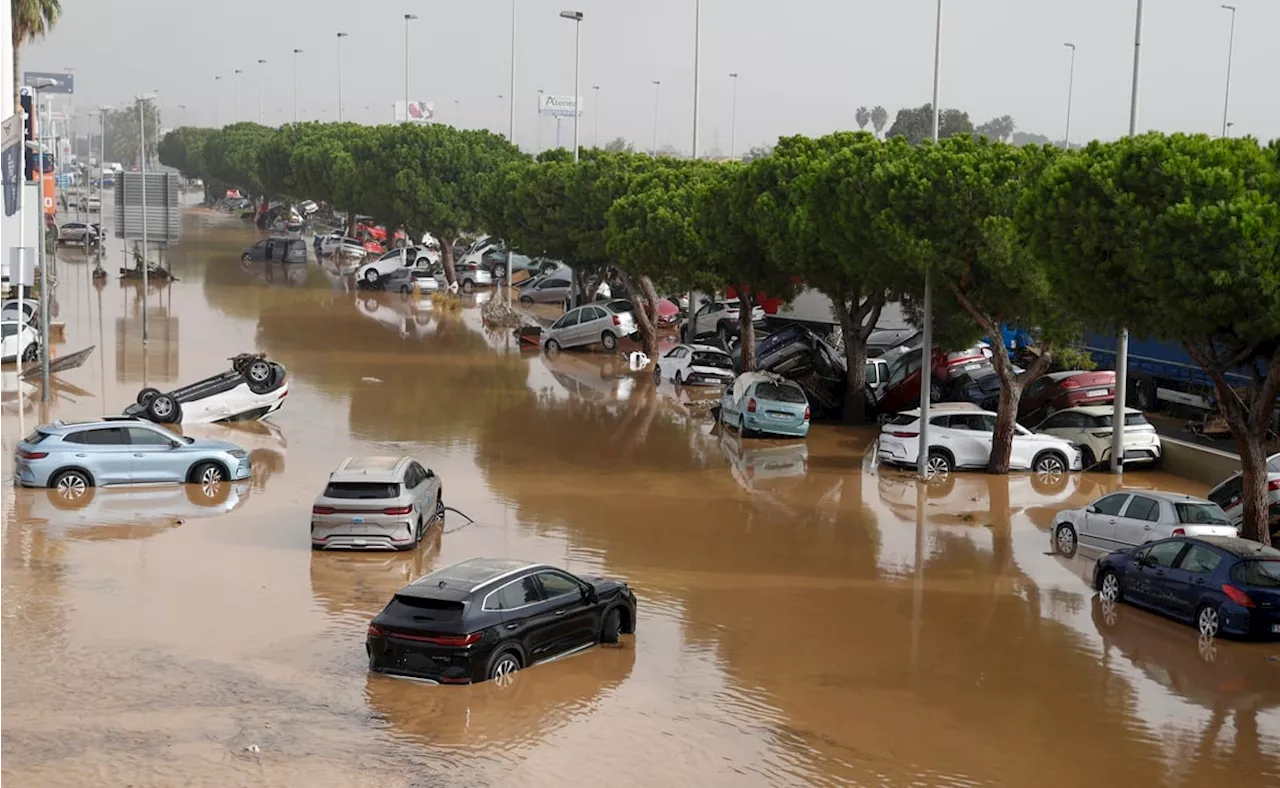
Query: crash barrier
xmin=1159 ymin=437 xmax=1240 ymax=487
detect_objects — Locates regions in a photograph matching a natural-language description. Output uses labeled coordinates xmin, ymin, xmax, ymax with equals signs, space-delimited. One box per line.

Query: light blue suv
xmin=14 ymin=417 xmax=251 ymax=496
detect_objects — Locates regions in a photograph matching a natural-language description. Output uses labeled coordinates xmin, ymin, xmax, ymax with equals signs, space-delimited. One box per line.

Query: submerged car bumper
xmin=311 ymin=515 xmax=417 ymax=550
xmin=367 ymin=633 xmax=483 ymax=683
xmin=1220 ymin=603 xmax=1280 ymax=639
xmin=744 ymin=412 xmax=810 ymax=438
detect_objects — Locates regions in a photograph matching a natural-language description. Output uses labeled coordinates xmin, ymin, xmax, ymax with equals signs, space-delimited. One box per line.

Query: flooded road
xmin=3 ymin=207 xmax=1279 ymax=787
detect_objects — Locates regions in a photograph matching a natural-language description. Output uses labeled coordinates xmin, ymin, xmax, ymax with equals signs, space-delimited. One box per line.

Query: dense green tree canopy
xmin=886 ymin=104 xmax=974 ymax=146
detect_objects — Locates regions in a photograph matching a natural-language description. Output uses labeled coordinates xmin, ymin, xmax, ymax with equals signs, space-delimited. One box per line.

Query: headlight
xmin=227 ymin=449 xmax=248 ymax=459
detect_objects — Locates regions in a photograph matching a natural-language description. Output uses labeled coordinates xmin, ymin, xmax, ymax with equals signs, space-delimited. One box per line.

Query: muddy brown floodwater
xmin=3 ymin=207 xmax=1279 ymax=787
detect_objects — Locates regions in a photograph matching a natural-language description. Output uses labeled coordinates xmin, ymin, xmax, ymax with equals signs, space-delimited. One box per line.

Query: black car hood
xmin=584 ymin=576 xmax=628 ymax=594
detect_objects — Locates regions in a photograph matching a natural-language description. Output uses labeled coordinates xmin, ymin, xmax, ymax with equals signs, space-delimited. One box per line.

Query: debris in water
xmin=361 ymin=377 xmax=382 ymax=384
xmin=244 ymin=745 xmax=260 ymax=753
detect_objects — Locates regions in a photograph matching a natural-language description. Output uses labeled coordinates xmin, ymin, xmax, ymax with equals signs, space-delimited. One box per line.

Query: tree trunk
xmin=1237 ymin=434 xmax=1274 ymax=545
xmin=440 ymin=235 xmax=458 ymax=287
xmin=346 ymin=211 xmax=357 ymax=237
xmin=614 ymin=267 xmax=658 ymax=360
xmin=832 ymin=295 xmax=882 ymax=424
xmin=737 ymin=290 xmax=758 ymax=372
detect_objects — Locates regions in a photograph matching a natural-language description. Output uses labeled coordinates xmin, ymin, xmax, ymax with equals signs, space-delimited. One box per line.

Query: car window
xmin=536 ymin=571 xmax=581 ymax=599
xmin=1092 ymin=493 xmax=1130 ymax=517
xmin=581 ymin=306 xmax=604 ymax=321
xmin=553 ymin=310 xmax=581 ymax=329
xmin=1143 ymin=540 xmax=1187 ymax=568
xmin=691 ymin=352 xmax=732 ymax=369
xmin=886 ymin=413 xmax=919 ymax=427
xmin=322 ymin=481 xmax=400 ymax=499
xmin=952 ymin=414 xmax=995 ymax=432
xmin=1177 ymin=545 xmax=1223 ymax=575
xmin=64 ymin=427 xmax=128 ymax=445
xmin=664 ymin=348 xmax=682 ymax=358
xmin=1041 ymin=411 xmax=1086 ymax=429
xmin=1025 ymin=378 xmax=1047 ymax=398
xmin=403 ymin=464 xmax=421 ymax=489
xmin=1123 ymin=495 xmax=1161 ymax=522
xmin=755 ymin=382 xmax=807 ymax=404
xmin=1231 ymin=559 xmax=1280 ymax=587
xmin=1268 ymin=455 xmax=1280 ymax=474
xmin=127 ymin=427 xmax=174 ymax=446
xmin=1 ymin=323 xmax=16 ymax=338
xmin=485 ymin=576 xmax=545 ymax=610
xmin=886 ymin=350 xmax=924 ymax=387
xmin=930 ymin=415 xmax=951 ymax=427
xmin=542 ymin=278 xmax=569 ymax=289
xmin=1174 ymin=502 xmax=1230 ymax=525
xmin=864 ymin=362 xmax=880 ymax=385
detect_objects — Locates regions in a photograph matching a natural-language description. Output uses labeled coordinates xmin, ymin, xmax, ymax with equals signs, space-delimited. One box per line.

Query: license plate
xmin=963 ymin=362 xmax=982 ymax=371
xmin=1087 ymin=389 xmax=1109 ymax=397
xmin=352 ymin=516 xmax=365 ymax=524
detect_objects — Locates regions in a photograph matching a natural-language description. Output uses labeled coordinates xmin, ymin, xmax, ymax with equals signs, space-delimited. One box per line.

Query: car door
xmin=126 ymin=426 xmax=184 ymax=483
xmin=1166 ymin=543 xmax=1224 ymax=621
xmin=658 ymin=347 xmax=681 ymax=381
xmin=63 ymin=427 xmax=135 ymax=484
xmin=576 ymin=306 xmax=605 ymax=345
xmin=490 ymin=574 xmax=559 ymax=663
xmin=532 ymin=570 xmax=597 ymax=654
xmin=1037 ymin=410 xmax=1089 ymax=446
xmin=1113 ymin=494 xmax=1162 ymax=547
xmin=548 ymin=309 xmax=580 ymax=346
xmin=947 ymin=413 xmax=996 ymax=468
xmin=1080 ymin=493 xmax=1130 ymax=549
xmin=1127 ymin=539 xmax=1190 ymax=613
xmin=1007 ymin=423 xmax=1044 ymax=469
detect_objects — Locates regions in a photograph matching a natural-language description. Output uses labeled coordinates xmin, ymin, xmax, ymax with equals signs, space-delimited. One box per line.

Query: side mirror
xmin=170 ymin=441 xmax=182 ymax=449
xmin=581 ymin=584 xmax=597 ymax=605
xmin=1086 ymin=505 xmax=1098 ymax=514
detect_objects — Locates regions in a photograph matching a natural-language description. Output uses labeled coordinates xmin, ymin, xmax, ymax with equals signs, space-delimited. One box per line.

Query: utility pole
xmin=916 ymin=0 xmax=943 ymax=480
xmin=293 ymin=49 xmax=303 ymax=123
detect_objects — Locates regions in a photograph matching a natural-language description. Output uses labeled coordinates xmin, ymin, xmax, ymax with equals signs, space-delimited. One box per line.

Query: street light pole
xmin=591 ymin=85 xmax=600 ymax=147
xmin=337 ymin=32 xmax=349 ymax=121
xmin=1220 ymin=4 xmax=1236 ymax=138
xmin=234 ymin=69 xmax=242 ymax=122
xmin=27 ymin=77 xmax=59 ymax=401
xmin=536 ymin=89 xmax=544 ymax=152
xmin=728 ymin=72 xmax=739 ymax=160
xmin=137 ymin=93 xmax=157 ymax=343
xmin=404 ymin=14 xmax=417 ymax=120
xmin=1062 ymin=43 xmax=1075 ymax=149
xmin=916 ymin=0 xmax=942 ymax=481
xmin=691 ymin=0 xmax=701 ymax=159
xmin=651 ymin=80 xmax=661 ymax=157
xmin=98 ymin=106 xmax=109 ymax=256
xmin=509 ymin=0 xmax=517 ymax=144
xmin=559 ymin=11 xmax=584 ymax=163
xmin=293 ymin=49 xmax=303 ymax=123
xmin=257 ymin=59 xmax=267 ymax=124
xmin=178 ymin=104 xmax=186 ymax=128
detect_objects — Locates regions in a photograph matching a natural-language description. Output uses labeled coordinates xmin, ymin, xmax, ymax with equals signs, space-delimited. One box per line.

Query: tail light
xmin=423 ymin=632 xmax=483 ymax=647
xmin=383 ymin=505 xmax=413 ymax=515
xmin=1269 ymin=479 xmax=1280 ymax=492
xmin=612 ymin=314 xmax=621 ymax=326
xmin=747 ymin=398 xmax=758 ymax=413
xmin=1221 ymin=584 xmax=1255 ymax=608
xmin=1171 ymin=528 xmax=1185 ymax=536
xmin=17 ymin=449 xmax=48 ymax=460
xmin=890 ymin=431 xmax=918 ymax=438
xmin=312 ymin=505 xmax=335 ymax=515
xmin=803 ymin=406 xmax=811 ymax=421
xmin=367 ymin=624 xmax=384 ymax=637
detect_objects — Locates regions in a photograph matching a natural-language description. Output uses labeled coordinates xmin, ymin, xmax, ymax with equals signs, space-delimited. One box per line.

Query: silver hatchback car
xmin=311 ymin=456 xmax=443 ymax=551
xmin=542 ymin=301 xmax=638 ymax=353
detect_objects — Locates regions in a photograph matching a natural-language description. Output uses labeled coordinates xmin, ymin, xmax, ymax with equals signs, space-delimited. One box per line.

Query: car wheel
xmin=21 ymin=342 xmax=39 ymax=362
xmin=246 ymin=361 xmax=275 ymax=394
xmin=739 ymin=415 xmax=756 ymax=439
xmin=924 ymin=449 xmax=952 ymax=479
xmin=1135 ymin=378 xmax=1159 ymax=411
xmin=434 ymin=498 xmax=445 ymax=522
xmin=545 ymin=338 xmax=561 ymax=353
xmin=519 ymin=295 xmax=533 ymax=305
xmin=136 ymin=387 xmax=161 ymax=407
xmin=1053 ymin=523 xmax=1078 ymax=558
xmin=147 ymin=394 xmax=180 ymax=423
xmin=50 ymin=469 xmax=93 ymax=499
xmin=1098 ymin=570 xmax=1123 ymax=603
xmin=1196 ymin=604 xmax=1221 ymax=638
xmin=242 ymin=253 xmax=253 ymax=262
xmin=415 ymin=517 xmax=424 ymax=545
xmin=400 ymin=285 xmax=411 ymax=295
xmin=363 ymin=268 xmax=380 ymax=284
xmin=191 ymin=462 xmax=226 ymax=486
xmin=674 ymin=371 xmax=683 ymax=387
xmin=929 ymin=380 xmax=944 ymax=402
xmin=462 ymin=279 xmax=475 ymax=294
xmin=1033 ymin=450 xmax=1068 ymax=477
xmin=488 ymin=650 xmax=521 ymax=687
xmin=600 ymin=608 xmax=622 ymax=645
xmin=653 ymin=365 xmax=662 ymax=383
xmin=601 ymin=332 xmax=618 ymax=352
xmin=494 ymin=266 xmax=506 ymax=279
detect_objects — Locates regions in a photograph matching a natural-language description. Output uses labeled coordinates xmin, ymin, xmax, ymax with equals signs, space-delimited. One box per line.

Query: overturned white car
xmin=124 ymin=353 xmax=289 ymax=425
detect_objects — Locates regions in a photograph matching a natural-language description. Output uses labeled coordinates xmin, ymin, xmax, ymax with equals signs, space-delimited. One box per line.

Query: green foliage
xmin=602 ymin=137 xmax=634 ymax=153
xmin=855 ymin=106 xmax=871 ymax=131
xmin=105 ymin=100 xmax=162 ymax=166
xmin=886 ymin=104 xmax=974 ymax=146
xmin=158 ymin=126 xmax=216 ymax=179
xmin=976 ymin=115 xmax=1016 ymax=143
xmin=870 ymin=105 xmax=888 ymax=137
xmin=201 ymin=122 xmax=275 ymax=200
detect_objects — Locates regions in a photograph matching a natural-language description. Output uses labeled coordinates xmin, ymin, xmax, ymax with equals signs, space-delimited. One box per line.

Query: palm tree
xmin=11 ymin=0 xmax=62 ymax=105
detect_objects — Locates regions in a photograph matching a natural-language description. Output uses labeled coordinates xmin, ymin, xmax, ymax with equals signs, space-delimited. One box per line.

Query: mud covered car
xmin=124 ymin=353 xmax=288 ymax=425
xmin=743 ymin=324 xmax=850 ymax=420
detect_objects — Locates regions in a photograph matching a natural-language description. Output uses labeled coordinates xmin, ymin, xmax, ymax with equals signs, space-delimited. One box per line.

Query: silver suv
xmin=311 ymin=456 xmax=443 ymax=551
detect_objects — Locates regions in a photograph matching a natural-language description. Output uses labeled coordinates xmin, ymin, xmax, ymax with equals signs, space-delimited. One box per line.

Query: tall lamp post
xmin=177 ymin=104 xmax=187 ymax=127
xmin=508 ymin=0 xmax=517 ymax=144
xmin=25 ymin=77 xmax=59 ymax=401
xmin=404 ymin=14 xmax=418 ymax=120
xmin=536 ymin=89 xmax=544 ymax=152
xmin=559 ymin=10 xmax=584 ymax=163
xmin=293 ymin=49 xmax=303 ymax=123
xmin=691 ymin=0 xmax=701 ymax=159
xmin=728 ymin=72 xmax=739 ymax=160
xmin=1219 ymin=4 xmax=1236 ymax=138
xmin=591 ymin=85 xmax=600 ymax=147
xmin=651 ymin=80 xmax=661 ymax=157
xmin=257 ymin=59 xmax=267 ymax=124
xmin=1062 ymin=43 xmax=1075 ymax=149
xmin=337 ymin=32 xmax=349 ymax=121
xmin=234 ymin=69 xmax=243 ymax=122
xmin=214 ymin=75 xmax=222 ymax=126
xmin=136 ymin=92 xmax=157 ymax=342
xmin=97 ymin=105 xmax=110 ymax=256
xmin=916 ymin=0 xmax=943 ymax=480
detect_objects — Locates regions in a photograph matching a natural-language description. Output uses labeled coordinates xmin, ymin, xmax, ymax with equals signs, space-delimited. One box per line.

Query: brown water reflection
xmin=2 ymin=209 xmax=1277 ymax=787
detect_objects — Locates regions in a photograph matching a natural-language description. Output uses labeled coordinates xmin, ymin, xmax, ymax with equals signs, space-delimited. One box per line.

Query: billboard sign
xmin=394 ymin=101 xmax=435 ymax=123
xmin=22 ymin=72 xmax=75 ymax=94
xmin=538 ymin=94 xmax=582 ymax=117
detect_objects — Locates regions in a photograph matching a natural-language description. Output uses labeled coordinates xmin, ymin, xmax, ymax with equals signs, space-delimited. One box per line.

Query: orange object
xmin=42 ymin=171 xmax=56 ymax=216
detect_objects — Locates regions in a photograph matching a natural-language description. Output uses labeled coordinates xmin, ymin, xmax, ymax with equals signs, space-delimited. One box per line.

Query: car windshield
xmin=756 ymin=382 xmax=806 ymax=404
xmin=1174 ymin=502 xmax=1230 ymax=525
xmin=1233 ymin=559 xmax=1280 ymax=588
xmin=1268 ymin=455 xmax=1280 ymax=474
xmin=605 ymin=299 xmax=634 ymax=313
xmin=691 ymin=352 xmax=732 ymax=369
xmin=1088 ymin=413 xmax=1150 ymax=428
xmin=323 ymin=481 xmax=400 ymax=499
xmin=970 ymin=374 xmax=1001 ymax=393
xmin=885 ymin=413 xmax=918 ymax=427
xmin=383 ymin=595 xmax=465 ymax=623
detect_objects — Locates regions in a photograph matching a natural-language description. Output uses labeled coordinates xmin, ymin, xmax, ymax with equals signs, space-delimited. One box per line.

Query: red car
xmin=875 ymin=345 xmax=993 ymax=414
xmin=1018 ymin=370 xmax=1116 ymax=425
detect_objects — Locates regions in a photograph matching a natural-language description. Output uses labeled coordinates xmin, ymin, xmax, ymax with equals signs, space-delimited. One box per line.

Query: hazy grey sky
xmin=26 ymin=0 xmax=1280 ymax=153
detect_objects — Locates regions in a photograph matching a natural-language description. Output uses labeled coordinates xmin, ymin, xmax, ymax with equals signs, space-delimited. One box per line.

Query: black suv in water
xmin=366 ymin=557 xmax=637 ymax=684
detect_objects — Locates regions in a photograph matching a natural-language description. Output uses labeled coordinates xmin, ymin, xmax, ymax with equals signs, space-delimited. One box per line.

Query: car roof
xmin=1181 ymin=536 xmax=1280 ymax=558
xmin=405 ymin=558 xmax=546 ymax=596
xmin=329 ymin=455 xmax=412 ymax=480
xmin=899 ymin=402 xmax=986 ymax=416
xmin=1063 ymin=405 xmax=1140 ymax=416
xmin=1107 ymin=490 xmax=1214 ymax=505
xmin=686 ymin=343 xmax=728 ymax=354
xmin=41 ymin=416 xmax=150 ymax=433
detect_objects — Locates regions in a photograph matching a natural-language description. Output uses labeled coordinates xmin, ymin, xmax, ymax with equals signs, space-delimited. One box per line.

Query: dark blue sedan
xmin=1093 ymin=535 xmax=1280 ymax=639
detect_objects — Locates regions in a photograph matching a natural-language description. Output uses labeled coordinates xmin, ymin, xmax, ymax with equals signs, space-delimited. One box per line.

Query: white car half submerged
xmin=653 ymin=343 xmax=736 ymax=387
xmin=123 ymin=354 xmax=289 ymax=425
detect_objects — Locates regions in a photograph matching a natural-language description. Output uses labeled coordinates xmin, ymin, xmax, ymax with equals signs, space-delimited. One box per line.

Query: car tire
xmin=246 ymin=360 xmax=275 ymax=393
xmin=653 ymin=365 xmax=662 ymax=383
xmin=924 ymin=449 xmax=952 ymax=479
xmin=600 ymin=608 xmax=622 ymax=645
xmin=1097 ymin=569 xmax=1123 ymax=603
xmin=136 ymin=387 xmax=161 ymax=407
xmin=601 ymin=332 xmax=618 ymax=352
xmin=364 ymin=268 xmax=380 ymax=284
xmin=1033 ymin=450 xmax=1068 ymax=476
xmin=242 ymin=253 xmax=253 ymax=262
xmin=21 ymin=342 xmax=39 ymax=362
xmin=1134 ymin=377 xmax=1159 ymax=412
xmin=717 ymin=323 xmax=733 ymax=347
xmin=519 ymin=295 xmax=533 ymax=305
xmin=434 ymin=497 xmax=445 ymax=523
xmin=462 ymin=279 xmax=475 ymax=294
xmin=545 ymin=338 xmax=561 ymax=353
xmin=190 ymin=461 xmax=226 ymax=486
xmin=147 ymin=394 xmax=180 ymax=423
xmin=1053 ymin=523 xmax=1078 ymax=558
xmin=674 ymin=371 xmax=683 ymax=387
xmin=50 ymin=469 xmax=94 ymax=500
xmin=494 ymin=266 xmax=506 ymax=280
xmin=739 ymin=415 xmax=756 ymax=439
xmin=1196 ymin=603 xmax=1221 ymax=638
xmin=487 ymin=650 xmax=521 ymax=686
xmin=929 ymin=380 xmax=944 ymax=402
xmin=400 ymin=285 xmax=411 ymax=295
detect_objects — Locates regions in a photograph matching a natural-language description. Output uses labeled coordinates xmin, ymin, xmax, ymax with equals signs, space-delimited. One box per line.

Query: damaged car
xmin=720 ymin=371 xmax=812 ymax=439
xmin=745 ymin=324 xmax=849 ymax=420
xmin=124 ymin=353 xmax=289 ymax=425
xmin=653 ymin=343 xmax=735 ymax=387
